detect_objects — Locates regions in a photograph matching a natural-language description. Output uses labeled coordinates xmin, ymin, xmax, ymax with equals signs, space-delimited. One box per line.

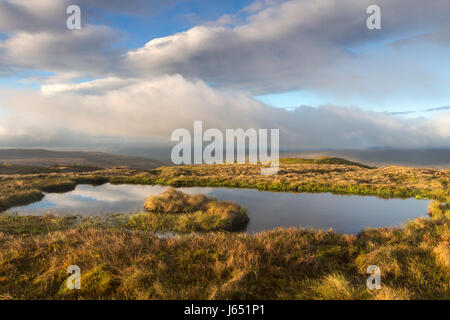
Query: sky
xmin=0 ymin=0 xmax=449 ymax=152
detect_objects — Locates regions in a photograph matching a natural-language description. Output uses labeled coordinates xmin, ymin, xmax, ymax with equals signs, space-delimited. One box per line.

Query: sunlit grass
xmin=0 ymin=161 xmax=448 ymax=300
xmin=0 ymin=213 xmax=448 ymax=299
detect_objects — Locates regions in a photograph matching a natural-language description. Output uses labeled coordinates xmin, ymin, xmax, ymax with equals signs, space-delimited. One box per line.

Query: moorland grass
xmin=0 ymin=213 xmax=77 ymax=235
xmin=0 ymin=160 xmax=448 ymax=300
xmin=111 ymin=160 xmax=450 ymax=200
xmin=0 ymin=164 xmax=100 ymax=175
xmin=0 ymin=211 xmax=448 ymax=299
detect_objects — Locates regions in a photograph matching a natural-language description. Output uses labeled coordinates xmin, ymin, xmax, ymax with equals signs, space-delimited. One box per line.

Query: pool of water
xmin=8 ymin=183 xmax=430 ymax=234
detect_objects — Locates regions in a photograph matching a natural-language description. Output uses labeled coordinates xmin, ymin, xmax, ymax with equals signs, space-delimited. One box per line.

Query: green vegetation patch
xmin=0 ymin=213 xmax=77 ymax=235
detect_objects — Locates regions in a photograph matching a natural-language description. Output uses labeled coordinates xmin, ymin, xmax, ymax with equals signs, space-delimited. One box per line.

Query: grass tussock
xmin=135 ymin=188 xmax=249 ymax=232
xmin=428 ymin=200 xmax=450 ymax=219
xmin=144 ymin=188 xmax=209 ymax=214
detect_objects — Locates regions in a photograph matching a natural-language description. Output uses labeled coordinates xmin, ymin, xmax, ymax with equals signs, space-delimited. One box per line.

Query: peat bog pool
xmin=8 ymin=183 xmax=430 ymax=234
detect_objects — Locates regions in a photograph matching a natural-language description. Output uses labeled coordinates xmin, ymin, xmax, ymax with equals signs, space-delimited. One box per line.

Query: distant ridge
xmin=281 ymin=148 xmax=450 ymax=169
xmin=280 ymin=157 xmax=372 ymax=168
xmin=0 ymin=149 xmax=164 ymax=169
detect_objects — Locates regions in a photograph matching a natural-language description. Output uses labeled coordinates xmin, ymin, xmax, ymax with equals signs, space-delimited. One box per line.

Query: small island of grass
xmin=126 ymin=188 xmax=249 ymax=233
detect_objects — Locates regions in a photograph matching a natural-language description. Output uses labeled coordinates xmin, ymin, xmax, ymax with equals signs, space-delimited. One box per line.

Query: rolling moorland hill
xmin=114 ymin=147 xmax=450 ymax=169
xmin=0 ymin=149 xmax=164 ymax=170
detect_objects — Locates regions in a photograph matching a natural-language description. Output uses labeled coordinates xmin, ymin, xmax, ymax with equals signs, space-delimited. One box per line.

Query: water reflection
xmin=9 ymin=183 xmax=430 ymax=234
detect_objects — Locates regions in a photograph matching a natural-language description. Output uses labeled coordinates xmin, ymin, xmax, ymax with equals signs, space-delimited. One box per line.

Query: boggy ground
xmin=0 ymin=158 xmax=449 ymax=213
xmin=0 ymin=159 xmax=448 ymax=300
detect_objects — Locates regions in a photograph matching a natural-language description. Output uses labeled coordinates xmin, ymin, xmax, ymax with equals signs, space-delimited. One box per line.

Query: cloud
xmin=2 ymin=0 xmax=450 ymax=98
xmin=0 ymin=0 xmax=449 ymax=152
xmin=41 ymin=77 xmax=139 ymax=95
xmin=0 ymin=0 xmax=122 ymax=77
xmin=0 ymin=0 xmax=178 ymax=76
xmin=0 ymin=0 xmax=66 ymax=33
xmin=79 ymin=0 xmax=180 ymax=16
xmin=124 ymin=0 xmax=450 ymax=97
xmin=0 ymin=25 xmax=121 ymax=75
xmin=0 ymin=0 xmax=178 ymax=32
xmin=0 ymin=75 xmax=449 ymax=150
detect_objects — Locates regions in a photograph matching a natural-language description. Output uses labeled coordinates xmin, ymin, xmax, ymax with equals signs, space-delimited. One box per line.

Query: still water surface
xmin=9 ymin=183 xmax=430 ymax=234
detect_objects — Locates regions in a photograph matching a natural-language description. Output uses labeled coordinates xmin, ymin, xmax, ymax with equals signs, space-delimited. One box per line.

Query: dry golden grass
xmin=144 ymin=188 xmax=209 ymax=214
xmin=0 ymin=214 xmax=448 ymax=300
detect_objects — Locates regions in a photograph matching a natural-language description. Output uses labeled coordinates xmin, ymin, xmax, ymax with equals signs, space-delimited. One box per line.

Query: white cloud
xmin=0 ymin=0 xmax=174 ymax=76
xmin=124 ymin=0 xmax=450 ymax=97
xmin=2 ymin=0 xmax=450 ymax=97
xmin=0 ymin=75 xmax=449 ymax=149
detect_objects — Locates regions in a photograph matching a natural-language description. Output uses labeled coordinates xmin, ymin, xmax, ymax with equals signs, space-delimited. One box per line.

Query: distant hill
xmin=281 ymin=148 xmax=450 ymax=169
xmin=280 ymin=157 xmax=372 ymax=168
xmin=0 ymin=149 xmax=164 ymax=170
